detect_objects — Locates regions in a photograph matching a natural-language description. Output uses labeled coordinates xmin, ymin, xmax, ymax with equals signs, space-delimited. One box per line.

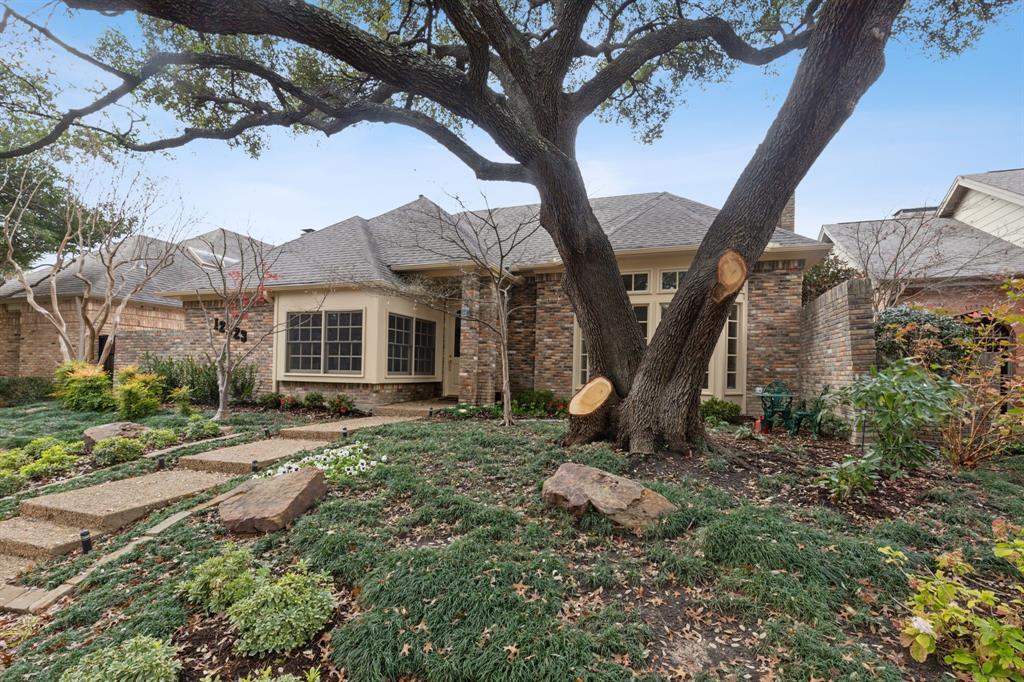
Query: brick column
xmin=744 ymin=260 xmax=805 ymax=413
xmin=458 ymin=274 xmax=498 ymax=405
xmin=533 ymin=273 xmax=573 ymax=395
xmin=507 ymin=277 xmax=537 ymax=394
xmin=0 ymin=305 xmax=22 ymax=377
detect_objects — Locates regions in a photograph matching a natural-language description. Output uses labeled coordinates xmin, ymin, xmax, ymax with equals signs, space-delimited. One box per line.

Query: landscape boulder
xmin=83 ymin=422 xmax=147 ymax=452
xmin=219 ymin=468 xmax=327 ymax=534
xmin=542 ymin=462 xmax=677 ymax=532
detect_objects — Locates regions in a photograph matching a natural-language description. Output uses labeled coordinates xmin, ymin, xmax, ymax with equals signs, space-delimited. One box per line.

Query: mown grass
xmin=5 ymin=420 xmax=1022 ymax=681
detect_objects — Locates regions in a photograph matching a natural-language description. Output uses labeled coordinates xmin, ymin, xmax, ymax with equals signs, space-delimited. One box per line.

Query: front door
xmin=442 ymin=312 xmax=461 ymax=397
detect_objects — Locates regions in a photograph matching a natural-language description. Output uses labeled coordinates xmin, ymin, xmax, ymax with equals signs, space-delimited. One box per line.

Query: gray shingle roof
xmin=963 ymin=168 xmax=1024 ymax=198
xmin=820 ymin=214 xmax=1024 ymax=280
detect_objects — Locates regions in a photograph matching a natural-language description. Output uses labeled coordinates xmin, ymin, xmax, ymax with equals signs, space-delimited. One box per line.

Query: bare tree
xmin=1 ymin=161 xmax=182 ymax=365
xmin=832 ymin=209 xmax=1020 ymax=312
xmin=0 ymin=0 xmax=1009 ymax=451
xmin=378 ymin=197 xmax=542 ymax=426
xmin=182 ymin=229 xmax=284 ymax=420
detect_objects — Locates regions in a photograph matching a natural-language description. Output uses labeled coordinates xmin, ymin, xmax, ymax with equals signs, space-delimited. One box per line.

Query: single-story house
xmin=133 ymin=192 xmax=830 ymax=414
xmin=0 ymin=229 xmax=264 ymax=377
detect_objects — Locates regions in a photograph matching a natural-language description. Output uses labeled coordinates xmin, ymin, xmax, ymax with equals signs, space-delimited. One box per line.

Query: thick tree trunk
xmin=566 ymin=376 xmax=619 ymax=445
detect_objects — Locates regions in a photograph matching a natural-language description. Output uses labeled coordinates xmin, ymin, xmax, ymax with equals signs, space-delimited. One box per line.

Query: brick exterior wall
xmin=744 ymin=260 xmax=805 ymax=413
xmin=779 ymin=196 xmax=796 ymax=231
xmin=532 ymin=273 xmax=573 ymax=394
xmin=0 ymin=299 xmax=183 ymax=378
xmin=277 ymin=380 xmax=440 ymax=409
xmin=800 ymin=278 xmax=876 ymax=397
xmin=507 ymin=277 xmax=537 ymax=394
xmin=457 ymin=274 xmax=499 ymax=404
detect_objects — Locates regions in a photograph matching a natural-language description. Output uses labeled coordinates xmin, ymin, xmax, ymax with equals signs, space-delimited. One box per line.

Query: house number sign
xmin=212 ymin=318 xmax=248 ymax=343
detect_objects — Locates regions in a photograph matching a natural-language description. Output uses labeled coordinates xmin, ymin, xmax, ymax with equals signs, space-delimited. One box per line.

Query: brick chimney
xmin=778 ymin=195 xmax=796 ymax=231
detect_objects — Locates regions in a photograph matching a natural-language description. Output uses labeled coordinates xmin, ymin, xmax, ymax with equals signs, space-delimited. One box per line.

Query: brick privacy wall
xmin=278 ymin=380 xmax=440 ymax=410
xmin=800 ymin=278 xmax=875 ymax=398
xmin=458 ymin=274 xmax=498 ymax=405
xmin=533 ymin=273 xmax=574 ymax=394
xmin=744 ymin=260 xmax=805 ymax=414
xmin=0 ymin=299 xmax=183 ymax=377
xmin=507 ymin=277 xmax=537 ymax=394
xmin=115 ymin=299 xmax=275 ymax=394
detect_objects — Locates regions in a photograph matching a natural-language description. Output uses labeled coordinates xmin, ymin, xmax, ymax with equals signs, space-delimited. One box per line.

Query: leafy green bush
xmin=257 ymin=392 xmax=283 ymax=409
xmin=177 ymin=543 xmax=268 ymax=614
xmin=54 ymin=362 xmax=114 ymax=412
xmin=58 ymin=635 xmax=181 ymax=682
xmin=802 ymin=252 xmax=858 ymax=304
xmin=138 ymin=353 xmax=181 ymax=398
xmin=303 ymin=392 xmax=325 ymax=410
xmin=280 ymin=395 xmax=304 ymax=410
xmin=230 ymin=363 xmax=258 ymax=404
xmin=92 ymin=436 xmax=144 ymax=466
xmin=816 ymin=410 xmax=852 ymax=440
xmin=843 ymin=359 xmax=960 ymax=474
xmin=438 ymin=403 xmax=502 ymax=420
xmin=183 ymin=414 xmax=221 ymax=440
xmin=0 ymin=470 xmax=25 ymax=496
xmin=233 ymin=668 xmax=322 ymax=682
xmin=326 ymin=393 xmax=356 ymax=416
xmin=0 ymin=376 xmax=53 ymax=407
xmin=169 ymin=386 xmax=193 ymax=416
xmin=817 ymin=455 xmax=880 ymax=502
xmin=139 ymin=354 xmax=257 ymax=405
xmin=113 ymin=368 xmax=164 ymax=420
xmin=227 ymin=563 xmax=335 ymax=656
xmin=139 ymin=428 xmax=178 ymax=450
xmin=19 ymin=444 xmax=79 ymax=480
xmin=875 ymin=306 xmax=975 ymax=370
xmin=512 ymin=389 xmax=568 ymax=417
xmin=700 ymin=396 xmax=742 ymax=424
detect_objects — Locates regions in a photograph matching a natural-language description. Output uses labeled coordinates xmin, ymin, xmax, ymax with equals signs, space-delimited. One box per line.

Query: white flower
xmin=910 ymin=616 xmax=937 ymax=638
xmin=381 ymin=455 xmax=388 ymax=462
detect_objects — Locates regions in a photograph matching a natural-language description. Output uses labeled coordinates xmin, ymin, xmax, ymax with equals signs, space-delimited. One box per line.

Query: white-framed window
xmin=725 ymin=304 xmax=740 ymax=390
xmin=633 ymin=304 xmax=649 ymax=340
xmin=287 ymin=310 xmax=364 ymax=374
xmin=579 ymin=340 xmax=590 ymax=386
xmin=388 ymin=312 xmax=437 ymax=376
xmin=659 ymin=269 xmax=686 ymax=291
xmin=621 ymin=271 xmax=650 ymax=292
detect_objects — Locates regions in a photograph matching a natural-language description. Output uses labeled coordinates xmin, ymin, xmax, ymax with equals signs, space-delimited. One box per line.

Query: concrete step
xmin=0 ymin=517 xmax=99 ymax=559
xmin=20 ymin=470 xmax=231 ymax=531
xmin=279 ymin=415 xmax=417 ymax=441
xmin=0 ymin=554 xmax=35 ymax=584
xmin=375 ymin=399 xmax=457 ymax=417
xmin=178 ymin=439 xmax=328 ymax=475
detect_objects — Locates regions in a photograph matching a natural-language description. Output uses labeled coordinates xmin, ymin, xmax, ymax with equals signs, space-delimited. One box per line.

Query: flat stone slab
xmin=220 ymin=468 xmax=327 ymax=533
xmin=83 ymin=421 xmax=147 ymax=452
xmin=0 ymin=517 xmax=98 ymax=558
xmin=179 ymin=439 xmax=327 ymax=474
xmin=20 ymin=470 xmax=231 ymax=531
xmin=279 ymin=416 xmax=416 ymax=441
xmin=542 ymin=463 xmax=678 ymax=532
xmin=0 ymin=555 xmax=35 ymax=584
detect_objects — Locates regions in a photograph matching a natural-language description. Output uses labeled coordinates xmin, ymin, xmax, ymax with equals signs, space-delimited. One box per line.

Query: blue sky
xmin=10 ymin=3 xmax=1024 ymax=243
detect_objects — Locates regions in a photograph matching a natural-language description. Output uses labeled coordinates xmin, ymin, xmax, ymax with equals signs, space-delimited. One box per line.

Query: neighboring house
xmin=128 ymin=192 xmax=829 ymax=414
xmin=0 ymin=229 xmax=264 ymax=377
xmin=819 ymin=168 xmax=1024 ymax=316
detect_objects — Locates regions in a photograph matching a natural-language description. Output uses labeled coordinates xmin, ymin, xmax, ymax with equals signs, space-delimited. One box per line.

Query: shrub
xmin=54 ymin=363 xmax=114 ymax=412
xmin=0 ymin=376 xmax=53 ymax=407
xmin=113 ymin=369 xmax=164 ymax=420
xmin=235 ymin=668 xmax=322 ymax=682
xmin=843 ymin=359 xmax=960 ymax=474
xmin=512 ymin=389 xmax=568 ymax=417
xmin=141 ymin=355 xmax=258 ymax=405
xmin=176 ymin=543 xmax=268 ymax=614
xmin=138 ymin=353 xmax=181 ymax=397
xmin=140 ymin=428 xmax=178 ymax=450
xmin=816 ymin=410 xmax=852 ymax=440
xmin=19 ymin=444 xmax=79 ymax=480
xmin=169 ymin=386 xmax=193 ymax=416
xmin=875 ymin=306 xmax=975 ymax=370
xmin=326 ymin=393 xmax=356 ymax=416
xmin=0 ymin=470 xmax=25 ymax=496
xmin=817 ymin=454 xmax=880 ymax=502
xmin=280 ymin=395 xmax=303 ymax=411
xmin=700 ymin=396 xmax=742 ymax=424
xmin=303 ymin=392 xmax=325 ymax=410
xmin=183 ymin=414 xmax=221 ymax=441
xmin=58 ymin=635 xmax=181 ymax=682
xmin=802 ymin=252 xmax=858 ymax=304
xmin=227 ymin=563 xmax=335 ymax=656
xmin=258 ymin=392 xmax=283 ymax=409
xmin=880 ymin=519 xmax=1024 ymax=680
xmin=92 ymin=436 xmax=144 ymax=466
xmin=230 ymin=363 xmax=258 ymax=404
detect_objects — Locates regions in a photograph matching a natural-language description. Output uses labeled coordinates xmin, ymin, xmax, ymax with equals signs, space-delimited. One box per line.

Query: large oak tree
xmin=0 ymin=0 xmax=1011 ymax=451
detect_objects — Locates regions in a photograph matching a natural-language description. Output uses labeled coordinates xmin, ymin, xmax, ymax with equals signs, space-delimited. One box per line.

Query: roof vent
xmin=301 ymin=228 xmax=316 ymax=235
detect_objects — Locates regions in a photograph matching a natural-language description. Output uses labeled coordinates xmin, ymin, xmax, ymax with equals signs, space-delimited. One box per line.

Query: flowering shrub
xmin=261 ymin=442 xmax=386 ymax=483
xmin=880 ymin=519 xmax=1024 ymax=680
xmin=327 ymin=393 xmax=356 ymax=416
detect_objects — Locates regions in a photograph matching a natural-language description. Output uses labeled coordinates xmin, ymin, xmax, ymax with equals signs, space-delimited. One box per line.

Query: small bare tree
xmin=1 ymin=161 xmax=183 ymax=365
xmin=381 ymin=197 xmax=541 ymax=426
xmin=183 ymin=229 xmax=284 ymax=421
xmin=835 ymin=209 xmax=1019 ymax=313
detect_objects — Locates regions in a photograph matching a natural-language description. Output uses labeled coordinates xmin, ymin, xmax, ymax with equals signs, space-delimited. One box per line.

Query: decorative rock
xmin=219 ymin=468 xmax=327 ymax=534
xmin=83 ymin=422 xmax=147 ymax=452
xmin=542 ymin=463 xmax=677 ymax=531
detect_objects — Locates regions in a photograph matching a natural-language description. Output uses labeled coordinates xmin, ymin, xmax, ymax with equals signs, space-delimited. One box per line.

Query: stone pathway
xmin=179 ymin=438 xmax=328 ymax=474
xmin=279 ymin=415 xmax=416 ymax=441
xmin=375 ymin=398 xmax=456 ymax=417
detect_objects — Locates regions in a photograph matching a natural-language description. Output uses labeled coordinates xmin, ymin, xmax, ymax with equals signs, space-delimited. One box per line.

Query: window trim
xmin=620 ymin=270 xmax=651 ymax=293
xmin=386 ymin=312 xmax=414 ymax=376
xmin=324 ymin=310 xmax=365 ymax=375
xmin=658 ymin=268 xmax=687 ymax=292
xmin=386 ymin=312 xmax=439 ymax=378
xmin=284 ymin=308 xmax=365 ymax=377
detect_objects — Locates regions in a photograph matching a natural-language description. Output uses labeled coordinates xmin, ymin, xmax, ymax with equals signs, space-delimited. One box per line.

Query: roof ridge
xmin=603 ymin=192 xmax=669 ymax=236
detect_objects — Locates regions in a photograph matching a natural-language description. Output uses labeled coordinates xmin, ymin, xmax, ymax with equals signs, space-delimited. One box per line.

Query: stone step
xmin=1 ymin=585 xmax=51 ymax=614
xmin=178 ymin=439 xmax=328 ymax=475
xmin=20 ymin=470 xmax=231 ymax=531
xmin=0 ymin=554 xmax=36 ymax=584
xmin=375 ymin=400 xmax=457 ymax=417
xmin=0 ymin=517 xmax=100 ymax=559
xmin=278 ymin=415 xmax=417 ymax=441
